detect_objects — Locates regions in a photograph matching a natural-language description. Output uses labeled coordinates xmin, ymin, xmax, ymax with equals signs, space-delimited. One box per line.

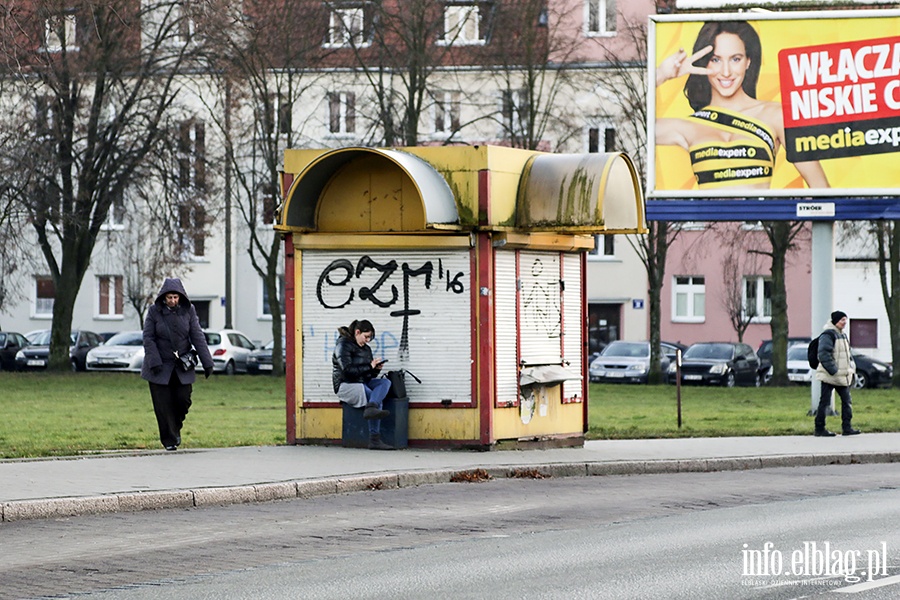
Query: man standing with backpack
xmin=814 ymin=310 xmax=861 ymax=437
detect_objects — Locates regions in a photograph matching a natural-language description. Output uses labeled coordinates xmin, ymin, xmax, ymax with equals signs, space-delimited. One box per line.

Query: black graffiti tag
xmin=316 ymin=255 xmax=466 ymax=354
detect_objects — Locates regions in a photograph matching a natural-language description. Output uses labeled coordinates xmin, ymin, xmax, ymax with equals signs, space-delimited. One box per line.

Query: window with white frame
xmin=433 ymin=91 xmax=461 ymax=133
xmin=101 ymin=188 xmax=126 ymax=230
xmin=260 ymin=275 xmax=286 ymax=318
xmin=44 ymin=12 xmax=78 ymax=52
xmin=588 ymin=126 xmax=616 ymax=153
xmin=328 ymin=92 xmax=356 ymax=134
xmin=586 ymin=0 xmax=617 ymax=35
xmin=178 ymin=119 xmax=205 ymax=190
xmin=588 ymin=234 xmax=615 ymax=259
xmin=266 ymin=94 xmax=292 ymax=136
xmin=501 ymin=88 xmax=530 ymax=138
xmin=175 ymin=2 xmax=195 ymax=46
xmin=672 ymin=275 xmax=705 ymax=322
xmin=326 ymin=6 xmax=369 ymax=47
xmin=97 ymin=275 xmax=124 ymax=317
xmin=178 ymin=201 xmax=206 ymax=257
xmin=34 ymin=276 xmax=55 ymax=318
xmin=743 ymin=276 xmax=772 ymax=322
xmin=440 ymin=3 xmax=485 ymax=45
xmin=35 ymin=96 xmax=58 ymax=138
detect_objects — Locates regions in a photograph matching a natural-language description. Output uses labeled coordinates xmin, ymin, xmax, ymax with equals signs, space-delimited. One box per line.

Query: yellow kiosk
xmin=276 ymin=145 xmax=645 ymax=449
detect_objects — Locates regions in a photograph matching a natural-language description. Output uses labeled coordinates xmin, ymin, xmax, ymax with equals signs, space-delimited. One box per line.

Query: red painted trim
xmin=476 ymin=234 xmax=494 ymax=445
xmin=284 ymin=234 xmax=296 ymax=444
xmin=581 ymin=252 xmax=589 ymax=433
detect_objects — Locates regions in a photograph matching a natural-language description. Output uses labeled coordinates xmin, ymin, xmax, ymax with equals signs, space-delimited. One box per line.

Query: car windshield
xmin=787 ymin=345 xmax=808 ymax=361
xmin=204 ymin=332 xmax=221 ymax=345
xmin=29 ymin=331 xmax=76 ymax=346
xmin=684 ymin=344 xmax=734 ymax=360
xmin=602 ymin=342 xmax=649 ymax=358
xmin=105 ymin=332 xmax=143 ymax=346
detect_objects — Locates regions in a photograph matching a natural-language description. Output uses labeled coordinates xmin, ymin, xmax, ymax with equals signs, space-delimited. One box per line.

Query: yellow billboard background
xmin=653 ymin=15 xmax=900 ymax=196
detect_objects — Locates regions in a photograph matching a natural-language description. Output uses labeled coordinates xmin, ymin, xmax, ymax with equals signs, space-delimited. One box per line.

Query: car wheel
xmin=725 ymin=371 xmax=736 ymax=388
xmin=754 ymin=372 xmax=762 ymax=387
xmin=225 ymin=360 xmax=235 ymax=376
xmin=71 ymin=359 xmax=78 ymax=372
xmin=853 ymin=372 xmax=868 ymax=389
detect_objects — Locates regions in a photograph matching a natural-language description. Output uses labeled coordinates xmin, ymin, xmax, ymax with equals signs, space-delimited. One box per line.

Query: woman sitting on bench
xmin=332 ymin=319 xmax=394 ymax=450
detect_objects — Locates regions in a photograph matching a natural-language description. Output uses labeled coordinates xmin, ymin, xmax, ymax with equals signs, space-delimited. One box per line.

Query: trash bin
xmin=341 ymin=396 xmax=408 ymax=449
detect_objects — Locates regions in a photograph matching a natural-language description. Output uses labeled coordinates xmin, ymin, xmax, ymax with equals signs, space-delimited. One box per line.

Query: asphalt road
xmin=4 ymin=463 xmax=900 ymax=600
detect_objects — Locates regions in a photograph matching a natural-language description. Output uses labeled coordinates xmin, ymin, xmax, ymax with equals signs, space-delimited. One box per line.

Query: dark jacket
xmin=141 ymin=278 xmax=214 ymax=385
xmin=332 ymin=331 xmax=376 ymax=393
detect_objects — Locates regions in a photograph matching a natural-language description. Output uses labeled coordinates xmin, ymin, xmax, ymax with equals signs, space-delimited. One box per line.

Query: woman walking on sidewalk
xmin=141 ymin=278 xmax=214 ymax=451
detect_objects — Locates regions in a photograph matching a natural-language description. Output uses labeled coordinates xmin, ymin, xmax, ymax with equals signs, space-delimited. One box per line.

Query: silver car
xmin=589 ymin=341 xmax=675 ymax=384
xmin=86 ymin=331 xmax=145 ymax=372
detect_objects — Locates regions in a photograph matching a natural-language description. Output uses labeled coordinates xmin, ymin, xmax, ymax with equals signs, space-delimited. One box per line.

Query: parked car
xmin=203 ymin=329 xmax=257 ymax=375
xmin=0 ymin=332 xmax=29 ymax=371
xmin=85 ymin=331 xmax=145 ymax=372
xmin=757 ymin=337 xmax=811 ymax=376
xmin=15 ymin=329 xmax=104 ymax=371
xmin=667 ymin=342 xmax=761 ymax=387
xmin=247 ymin=337 xmax=286 ymax=374
xmin=589 ymin=340 xmax=684 ymax=384
xmin=852 ymin=353 xmax=893 ymax=389
xmin=777 ymin=344 xmax=817 ymax=384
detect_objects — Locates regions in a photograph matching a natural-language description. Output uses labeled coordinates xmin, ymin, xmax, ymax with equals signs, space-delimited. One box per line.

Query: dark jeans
xmin=364 ymin=378 xmax=392 ymax=435
xmin=149 ymin=372 xmax=193 ymax=447
xmin=815 ymin=382 xmax=853 ymax=431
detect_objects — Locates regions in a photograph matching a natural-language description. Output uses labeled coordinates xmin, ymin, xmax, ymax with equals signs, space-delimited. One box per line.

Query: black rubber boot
xmin=363 ymin=403 xmax=389 ymax=420
xmin=368 ymin=433 xmax=394 ymax=450
xmin=814 ymin=429 xmax=836 ymax=437
xmin=842 ymin=428 xmax=861 ymax=436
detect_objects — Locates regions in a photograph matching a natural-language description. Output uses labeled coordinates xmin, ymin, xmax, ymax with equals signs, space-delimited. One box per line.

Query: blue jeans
xmin=365 ymin=378 xmax=392 ymax=435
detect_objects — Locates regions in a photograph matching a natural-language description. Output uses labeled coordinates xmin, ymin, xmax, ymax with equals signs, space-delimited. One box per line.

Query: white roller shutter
xmin=301 ymin=249 xmax=472 ymax=405
xmin=494 ymin=250 xmax=518 ymax=406
xmin=518 ymin=251 xmax=562 ymax=366
xmin=562 ymin=254 xmax=584 ymax=402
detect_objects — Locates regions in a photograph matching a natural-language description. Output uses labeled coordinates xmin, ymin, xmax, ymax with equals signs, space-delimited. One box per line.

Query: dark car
xmin=667 ymin=342 xmax=761 ymax=387
xmin=757 ymin=337 xmax=811 ymax=376
xmin=0 ymin=332 xmax=29 ymax=371
xmin=589 ymin=340 xmax=686 ymax=384
xmin=853 ymin=353 xmax=893 ymax=389
xmin=247 ymin=337 xmax=286 ymax=374
xmin=15 ymin=329 xmax=104 ymax=371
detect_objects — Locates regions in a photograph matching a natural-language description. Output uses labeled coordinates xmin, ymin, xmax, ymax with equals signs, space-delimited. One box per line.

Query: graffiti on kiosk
xmin=520 ymin=256 xmax=561 ymax=339
xmin=316 ymin=255 xmax=466 ymax=356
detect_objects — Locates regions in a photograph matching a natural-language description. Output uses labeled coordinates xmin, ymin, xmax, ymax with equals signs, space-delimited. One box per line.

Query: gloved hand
xmin=204 ymin=366 xmax=213 ymax=379
xmin=151 ymin=365 xmax=162 ymax=376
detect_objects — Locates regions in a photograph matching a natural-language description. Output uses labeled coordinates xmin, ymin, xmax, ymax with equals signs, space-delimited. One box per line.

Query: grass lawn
xmin=0 ymin=372 xmax=286 ymax=459
xmin=588 ymin=382 xmax=900 ymax=439
xmin=1 ymin=373 xmax=898 ymax=458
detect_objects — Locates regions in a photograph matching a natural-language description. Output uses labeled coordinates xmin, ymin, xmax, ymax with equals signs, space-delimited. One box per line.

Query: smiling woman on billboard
xmin=655 ymin=21 xmax=830 ymax=192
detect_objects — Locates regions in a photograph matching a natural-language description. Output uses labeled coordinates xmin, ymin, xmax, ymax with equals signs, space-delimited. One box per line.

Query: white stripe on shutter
xmin=494 ymin=250 xmax=518 ymax=406
xmin=301 ymin=249 xmax=472 ymax=405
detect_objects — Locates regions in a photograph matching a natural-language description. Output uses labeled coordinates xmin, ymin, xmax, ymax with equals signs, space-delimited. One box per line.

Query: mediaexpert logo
xmin=741 ymin=541 xmax=888 ymax=586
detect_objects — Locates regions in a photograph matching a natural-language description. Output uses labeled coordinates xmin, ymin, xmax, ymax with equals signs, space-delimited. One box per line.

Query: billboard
xmin=649 ymin=10 xmax=900 ymax=198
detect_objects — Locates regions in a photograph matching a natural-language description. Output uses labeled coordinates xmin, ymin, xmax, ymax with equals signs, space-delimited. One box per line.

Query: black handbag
xmin=160 ymin=314 xmax=199 ymax=372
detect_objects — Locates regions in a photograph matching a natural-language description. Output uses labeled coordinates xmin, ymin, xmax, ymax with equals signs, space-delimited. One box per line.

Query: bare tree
xmin=195 ymin=0 xmax=328 ymax=375
xmin=760 ymin=220 xmax=808 ymax=386
xmin=0 ymin=1 xmax=201 ymax=369
xmin=873 ymin=221 xmax=900 ymax=387
xmin=593 ymin=19 xmax=680 ymax=382
xmin=485 ymin=0 xmax=582 ymax=150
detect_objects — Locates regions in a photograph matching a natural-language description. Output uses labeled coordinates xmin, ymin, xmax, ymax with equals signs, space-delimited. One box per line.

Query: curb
xmin=3 ymin=451 xmax=899 ymax=522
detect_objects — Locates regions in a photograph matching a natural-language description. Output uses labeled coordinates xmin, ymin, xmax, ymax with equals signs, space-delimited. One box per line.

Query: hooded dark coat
xmin=141 ymin=278 xmax=214 ymax=385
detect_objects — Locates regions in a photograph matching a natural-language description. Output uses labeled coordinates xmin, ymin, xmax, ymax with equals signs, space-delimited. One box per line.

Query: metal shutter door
xmin=301 ymin=249 xmax=472 ymax=405
xmin=518 ymin=251 xmax=562 ymax=366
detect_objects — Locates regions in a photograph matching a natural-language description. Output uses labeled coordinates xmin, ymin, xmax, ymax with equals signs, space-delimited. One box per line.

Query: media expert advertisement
xmin=650 ymin=12 xmax=900 ymax=197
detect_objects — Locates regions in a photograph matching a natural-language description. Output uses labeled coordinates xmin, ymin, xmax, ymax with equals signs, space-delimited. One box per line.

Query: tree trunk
xmin=766 ymin=222 xmax=791 ymax=386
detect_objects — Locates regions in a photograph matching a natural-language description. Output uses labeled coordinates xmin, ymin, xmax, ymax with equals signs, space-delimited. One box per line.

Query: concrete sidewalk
xmin=3 ymin=433 xmax=900 ymax=522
